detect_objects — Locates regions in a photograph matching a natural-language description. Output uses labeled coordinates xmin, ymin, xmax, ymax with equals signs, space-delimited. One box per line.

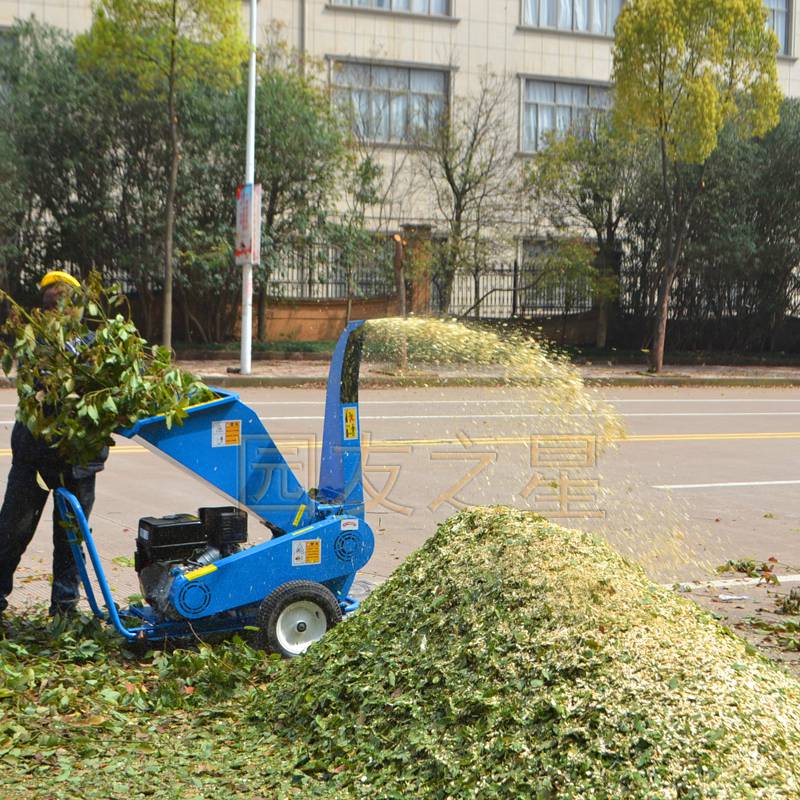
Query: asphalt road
xmin=3 ymin=385 xmax=800 ymax=609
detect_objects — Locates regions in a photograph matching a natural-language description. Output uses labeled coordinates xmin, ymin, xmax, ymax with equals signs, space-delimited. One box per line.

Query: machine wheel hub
xmin=275 ymin=600 xmax=327 ymax=655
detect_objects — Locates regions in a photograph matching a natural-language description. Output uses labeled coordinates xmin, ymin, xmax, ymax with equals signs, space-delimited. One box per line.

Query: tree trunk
xmin=393 ymin=235 xmax=406 ymax=316
xmin=441 ymin=218 xmax=462 ymax=315
xmin=180 ymin=283 xmax=191 ymax=344
xmin=595 ymin=229 xmax=619 ymax=350
xmin=392 ymin=235 xmax=408 ymax=370
xmin=649 ymin=264 xmax=676 ymax=373
xmin=439 ymin=270 xmax=454 ymax=315
xmin=257 ymin=286 xmax=267 ymax=343
xmin=345 ymin=266 xmax=354 ymax=326
xmin=139 ymin=282 xmax=154 ymax=340
xmin=595 ymin=299 xmax=608 ymax=349
xmin=187 ymin=306 xmax=210 ymax=344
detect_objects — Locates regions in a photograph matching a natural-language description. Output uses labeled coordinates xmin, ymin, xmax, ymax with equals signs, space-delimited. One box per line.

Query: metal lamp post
xmin=239 ymin=0 xmax=259 ymax=375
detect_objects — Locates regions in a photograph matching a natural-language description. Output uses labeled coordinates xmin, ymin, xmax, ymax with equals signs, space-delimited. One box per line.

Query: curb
xmin=2 ymin=375 xmax=799 ymax=391
xmin=201 ymin=374 xmax=800 ymax=389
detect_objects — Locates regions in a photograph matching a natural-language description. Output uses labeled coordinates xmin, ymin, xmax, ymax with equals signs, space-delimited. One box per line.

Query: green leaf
xmin=0 ymin=351 xmax=13 ymax=375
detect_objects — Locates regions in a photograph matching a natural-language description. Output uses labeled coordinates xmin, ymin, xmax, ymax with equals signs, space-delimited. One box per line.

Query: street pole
xmin=240 ymin=0 xmax=258 ymax=375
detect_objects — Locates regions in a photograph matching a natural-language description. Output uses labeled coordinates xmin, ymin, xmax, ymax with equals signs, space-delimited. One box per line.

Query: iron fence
xmin=266 ymin=237 xmax=395 ymax=301
xmin=433 ymin=261 xmax=595 ymax=319
xmin=205 ymin=233 xmax=800 ymax=329
xmin=620 ymin=262 xmax=800 ymax=321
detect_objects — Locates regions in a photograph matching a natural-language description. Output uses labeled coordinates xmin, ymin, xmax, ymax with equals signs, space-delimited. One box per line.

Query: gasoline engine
xmin=135 ymin=506 xmax=248 ymax=619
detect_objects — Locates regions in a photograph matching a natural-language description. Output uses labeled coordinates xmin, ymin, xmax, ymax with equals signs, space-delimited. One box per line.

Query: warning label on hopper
xmin=211 ymin=420 xmax=241 ymax=447
xmin=343 ymin=406 xmax=359 ymax=440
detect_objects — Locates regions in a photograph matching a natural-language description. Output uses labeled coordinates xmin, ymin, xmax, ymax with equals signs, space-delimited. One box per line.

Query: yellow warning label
xmin=343 ymin=407 xmax=358 ymax=441
xmin=224 ymin=420 xmax=241 ymax=446
xmin=292 ymin=539 xmax=322 ymax=566
xmin=305 ymin=539 xmax=321 ymax=564
xmin=292 ymin=504 xmax=307 ymax=527
xmin=212 ymin=420 xmax=242 ymax=448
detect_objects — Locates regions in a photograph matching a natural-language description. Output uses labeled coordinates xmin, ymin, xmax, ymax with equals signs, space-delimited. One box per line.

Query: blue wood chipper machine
xmin=53 ymin=321 xmax=374 ymax=657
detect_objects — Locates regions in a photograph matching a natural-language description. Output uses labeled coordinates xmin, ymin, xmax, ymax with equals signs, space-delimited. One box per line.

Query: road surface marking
xmin=1 ymin=430 xmax=798 ymax=457
xmin=256 ymin=411 xmax=800 ymax=421
xmin=606 ymin=398 xmax=800 ymax=403
xmin=626 ymin=431 xmax=800 ymax=442
xmin=221 ymin=398 xmax=800 ymax=407
xmin=655 ymin=479 xmax=800 ymax=490
xmin=5 ymin=411 xmax=800 ymax=426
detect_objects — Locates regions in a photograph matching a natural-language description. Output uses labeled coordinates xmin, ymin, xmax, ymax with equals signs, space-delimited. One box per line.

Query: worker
xmin=0 ymin=271 xmax=108 ymax=631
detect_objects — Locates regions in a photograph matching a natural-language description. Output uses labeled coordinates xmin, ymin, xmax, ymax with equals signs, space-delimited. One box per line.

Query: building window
xmin=522 ymin=0 xmax=624 ymax=36
xmin=332 ymin=0 xmax=451 ymax=16
xmin=765 ymin=0 xmax=790 ymax=54
xmin=522 ymin=79 xmax=610 ymax=152
xmin=333 ymin=62 xmax=448 ymax=144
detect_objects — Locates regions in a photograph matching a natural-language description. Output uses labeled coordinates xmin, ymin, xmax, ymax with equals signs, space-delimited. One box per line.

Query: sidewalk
xmin=173 ymin=357 xmax=800 ymax=388
xmin=2 ymin=359 xmax=799 ymax=389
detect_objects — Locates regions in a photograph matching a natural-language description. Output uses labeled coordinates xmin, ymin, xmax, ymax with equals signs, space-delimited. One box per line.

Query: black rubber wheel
xmin=257 ymin=580 xmax=342 ymax=658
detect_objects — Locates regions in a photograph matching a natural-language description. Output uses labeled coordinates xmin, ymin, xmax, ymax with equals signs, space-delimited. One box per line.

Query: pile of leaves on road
xmin=3 ymin=508 xmax=800 ymax=799
xmin=260 ymin=507 xmax=800 ymax=799
xmin=0 ymin=271 xmax=214 ymax=465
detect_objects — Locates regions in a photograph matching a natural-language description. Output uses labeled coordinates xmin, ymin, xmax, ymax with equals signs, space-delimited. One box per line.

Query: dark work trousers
xmin=0 ymin=422 xmax=104 ymax=616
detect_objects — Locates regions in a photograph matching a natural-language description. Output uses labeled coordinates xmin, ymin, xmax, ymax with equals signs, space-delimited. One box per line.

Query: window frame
xmin=327 ymin=0 xmax=457 ymax=20
xmin=330 ymin=58 xmax=452 ymax=147
xmin=765 ymin=0 xmax=793 ymax=56
xmin=518 ymin=75 xmax=611 ymax=154
xmin=519 ymin=0 xmax=625 ymax=39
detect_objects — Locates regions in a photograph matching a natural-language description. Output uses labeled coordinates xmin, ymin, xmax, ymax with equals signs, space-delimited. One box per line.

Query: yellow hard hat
xmin=39 ymin=270 xmax=81 ymax=290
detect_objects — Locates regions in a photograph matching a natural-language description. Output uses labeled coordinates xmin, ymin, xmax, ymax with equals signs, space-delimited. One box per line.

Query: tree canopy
xmin=613 ymin=0 xmax=781 ymax=165
xmin=77 ymin=0 xmax=247 ymax=97
xmin=77 ymin=0 xmax=248 ymax=348
xmin=612 ymin=0 xmax=782 ymax=371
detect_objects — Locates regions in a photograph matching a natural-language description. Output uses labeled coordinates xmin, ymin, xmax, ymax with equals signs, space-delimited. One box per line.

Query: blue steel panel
xmin=168 ymin=516 xmax=374 ymax=619
xmin=318 ymin=321 xmax=365 ymax=514
xmin=120 ymin=392 xmax=314 ymax=532
xmin=117 ymin=322 xmax=367 ymax=533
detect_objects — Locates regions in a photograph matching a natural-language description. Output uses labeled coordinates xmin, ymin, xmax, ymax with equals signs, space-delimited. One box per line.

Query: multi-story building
xmin=1 ymin=0 xmax=798 ymax=226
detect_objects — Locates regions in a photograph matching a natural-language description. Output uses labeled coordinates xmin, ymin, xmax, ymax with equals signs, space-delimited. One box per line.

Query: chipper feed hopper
xmin=54 ymin=322 xmax=374 ymax=656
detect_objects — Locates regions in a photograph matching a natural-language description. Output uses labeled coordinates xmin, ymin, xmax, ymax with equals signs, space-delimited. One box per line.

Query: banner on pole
xmin=235 ymin=183 xmax=262 ymax=266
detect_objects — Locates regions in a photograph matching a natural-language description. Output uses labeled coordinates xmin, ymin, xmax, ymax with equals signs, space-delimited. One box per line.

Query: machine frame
xmin=53 ymin=321 xmax=374 ymax=648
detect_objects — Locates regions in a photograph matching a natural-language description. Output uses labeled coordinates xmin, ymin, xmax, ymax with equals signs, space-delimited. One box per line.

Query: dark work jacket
xmin=11 ymin=421 xmax=108 ymax=487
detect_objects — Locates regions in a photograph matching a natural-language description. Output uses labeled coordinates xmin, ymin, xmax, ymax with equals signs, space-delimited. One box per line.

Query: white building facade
xmin=1 ymin=0 xmax=798 ymax=226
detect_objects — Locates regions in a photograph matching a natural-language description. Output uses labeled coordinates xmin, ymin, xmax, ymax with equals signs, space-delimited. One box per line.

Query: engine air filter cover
xmin=199 ymin=506 xmax=248 ymax=547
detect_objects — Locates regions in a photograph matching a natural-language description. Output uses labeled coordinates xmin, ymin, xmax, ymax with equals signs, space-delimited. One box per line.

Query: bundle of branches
xmin=0 ymin=272 xmax=213 ymax=465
